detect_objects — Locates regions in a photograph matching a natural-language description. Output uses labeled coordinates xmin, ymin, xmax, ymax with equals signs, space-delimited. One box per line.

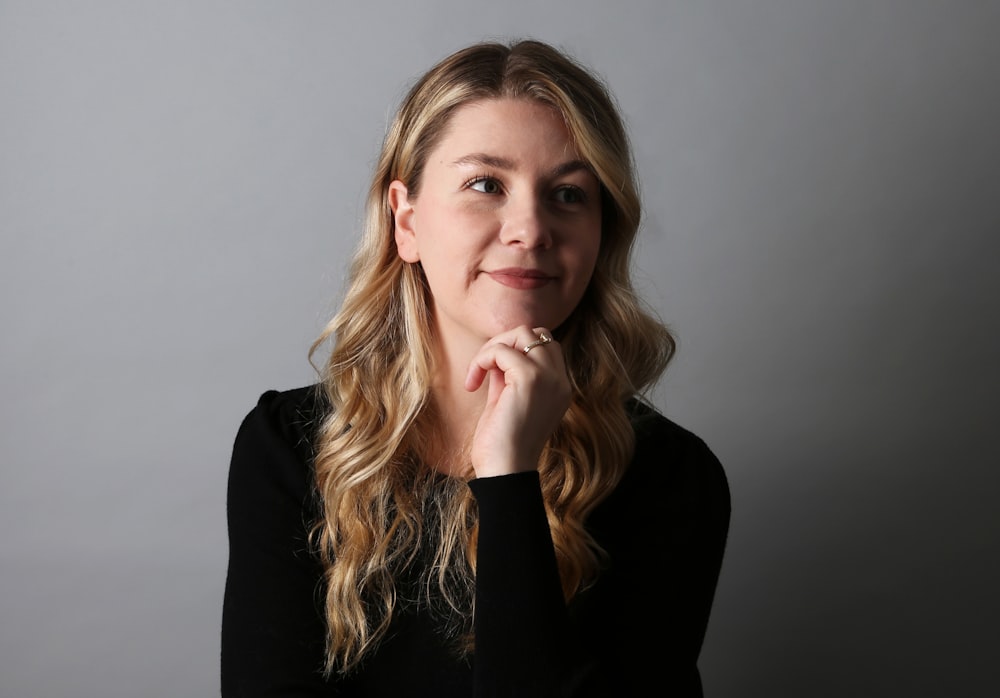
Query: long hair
xmin=308 ymin=39 xmax=675 ymax=674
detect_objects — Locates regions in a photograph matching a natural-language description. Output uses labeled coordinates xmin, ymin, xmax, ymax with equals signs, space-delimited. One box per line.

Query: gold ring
xmin=522 ymin=332 xmax=553 ymax=354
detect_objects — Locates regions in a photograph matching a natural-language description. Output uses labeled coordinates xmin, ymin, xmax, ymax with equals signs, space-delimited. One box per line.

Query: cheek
xmin=577 ymin=227 xmax=603 ymax=279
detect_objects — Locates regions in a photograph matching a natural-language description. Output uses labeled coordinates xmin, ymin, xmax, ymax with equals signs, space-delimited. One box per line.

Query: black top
xmin=221 ymin=385 xmax=730 ymax=697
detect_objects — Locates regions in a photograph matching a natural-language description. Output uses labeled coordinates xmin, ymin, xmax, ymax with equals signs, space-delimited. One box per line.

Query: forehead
xmin=431 ymin=98 xmax=581 ymax=163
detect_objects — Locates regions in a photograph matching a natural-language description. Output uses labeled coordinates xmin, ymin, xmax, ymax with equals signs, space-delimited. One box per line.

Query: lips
xmin=486 ymin=267 xmax=556 ymax=290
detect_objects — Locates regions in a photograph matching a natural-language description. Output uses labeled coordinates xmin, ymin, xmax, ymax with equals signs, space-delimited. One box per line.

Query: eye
xmin=552 ymin=186 xmax=587 ymax=205
xmin=467 ymin=176 xmax=503 ymax=194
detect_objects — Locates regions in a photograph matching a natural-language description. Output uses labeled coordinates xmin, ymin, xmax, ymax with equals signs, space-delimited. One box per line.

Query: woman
xmin=222 ymin=39 xmax=730 ymax=697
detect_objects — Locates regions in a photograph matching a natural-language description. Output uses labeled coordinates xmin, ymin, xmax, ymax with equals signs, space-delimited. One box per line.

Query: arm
xmin=469 ymin=472 xmax=571 ymax=698
xmin=221 ymin=389 xmax=334 ymax=697
xmin=468 ymin=415 xmax=730 ymax=698
xmin=574 ymin=417 xmax=731 ymax=696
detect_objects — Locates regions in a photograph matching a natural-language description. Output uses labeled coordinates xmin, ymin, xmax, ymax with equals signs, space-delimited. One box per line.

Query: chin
xmin=487 ymin=310 xmax=566 ymax=335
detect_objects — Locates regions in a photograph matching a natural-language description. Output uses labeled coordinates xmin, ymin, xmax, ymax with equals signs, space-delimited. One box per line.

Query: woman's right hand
xmin=464 ymin=325 xmax=572 ymax=478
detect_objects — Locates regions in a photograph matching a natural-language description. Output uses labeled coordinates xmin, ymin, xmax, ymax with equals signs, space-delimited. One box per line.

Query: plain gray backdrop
xmin=2 ymin=1 xmax=997 ymax=696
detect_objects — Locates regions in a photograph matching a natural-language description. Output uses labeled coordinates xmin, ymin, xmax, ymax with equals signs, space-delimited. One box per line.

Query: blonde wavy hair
xmin=308 ymin=39 xmax=675 ymax=674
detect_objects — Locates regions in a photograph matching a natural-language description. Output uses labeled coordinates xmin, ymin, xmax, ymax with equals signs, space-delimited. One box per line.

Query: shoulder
xmin=237 ymin=384 xmax=326 ymax=457
xmin=626 ymin=399 xmax=726 ymax=475
xmin=612 ymin=399 xmax=730 ymax=524
xmin=228 ymin=384 xmax=328 ymax=509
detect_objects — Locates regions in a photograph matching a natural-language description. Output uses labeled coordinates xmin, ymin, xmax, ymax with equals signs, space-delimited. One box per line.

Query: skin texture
xmin=388 ymin=98 xmax=602 ymax=477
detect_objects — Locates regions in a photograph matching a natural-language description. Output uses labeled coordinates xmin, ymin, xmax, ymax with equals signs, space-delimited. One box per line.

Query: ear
xmin=389 ymin=180 xmax=420 ymax=263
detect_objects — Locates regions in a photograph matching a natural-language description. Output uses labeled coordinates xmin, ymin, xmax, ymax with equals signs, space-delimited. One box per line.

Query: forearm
xmin=468 ymin=471 xmax=570 ymax=697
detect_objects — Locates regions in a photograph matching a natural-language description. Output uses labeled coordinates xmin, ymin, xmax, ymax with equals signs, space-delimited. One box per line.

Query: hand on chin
xmin=464 ymin=325 xmax=571 ymax=478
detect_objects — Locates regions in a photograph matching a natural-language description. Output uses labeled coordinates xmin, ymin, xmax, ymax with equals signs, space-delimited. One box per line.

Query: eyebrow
xmin=452 ymin=153 xmax=594 ymax=179
xmin=452 ymin=153 xmax=515 ymax=170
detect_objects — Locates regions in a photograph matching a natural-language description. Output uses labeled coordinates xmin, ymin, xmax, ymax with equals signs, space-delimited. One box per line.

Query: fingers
xmin=464 ymin=326 xmax=571 ymax=476
xmin=464 ymin=326 xmax=560 ymax=392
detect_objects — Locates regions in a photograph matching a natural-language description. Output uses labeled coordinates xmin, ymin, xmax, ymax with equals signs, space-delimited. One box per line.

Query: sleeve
xmin=572 ymin=418 xmax=731 ymax=697
xmin=468 ymin=472 xmax=571 ymax=698
xmin=220 ymin=390 xmax=335 ymax=697
xmin=467 ymin=417 xmax=731 ymax=698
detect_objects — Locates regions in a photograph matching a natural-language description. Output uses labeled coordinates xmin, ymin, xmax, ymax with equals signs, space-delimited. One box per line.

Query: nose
xmin=499 ymin=195 xmax=552 ymax=249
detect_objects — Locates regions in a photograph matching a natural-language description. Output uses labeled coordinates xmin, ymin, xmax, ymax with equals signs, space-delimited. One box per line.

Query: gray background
xmin=2 ymin=1 xmax=997 ymax=696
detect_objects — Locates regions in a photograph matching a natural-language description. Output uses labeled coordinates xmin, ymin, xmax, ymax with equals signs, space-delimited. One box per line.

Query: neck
xmin=425 ymin=331 xmax=487 ymax=477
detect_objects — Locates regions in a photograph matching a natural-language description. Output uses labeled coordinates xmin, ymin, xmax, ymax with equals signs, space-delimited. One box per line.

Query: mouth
xmin=485 ymin=267 xmax=556 ymax=290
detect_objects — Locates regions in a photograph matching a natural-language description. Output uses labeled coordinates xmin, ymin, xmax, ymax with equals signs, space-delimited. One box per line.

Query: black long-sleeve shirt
xmin=221 ymin=385 xmax=730 ymax=697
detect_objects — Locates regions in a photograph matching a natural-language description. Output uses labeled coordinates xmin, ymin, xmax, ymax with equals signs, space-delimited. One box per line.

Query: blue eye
xmin=553 ymin=186 xmax=586 ymax=204
xmin=469 ymin=177 xmax=502 ymax=194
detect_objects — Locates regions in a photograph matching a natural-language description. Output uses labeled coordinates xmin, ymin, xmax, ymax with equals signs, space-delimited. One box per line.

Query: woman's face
xmin=389 ymin=98 xmax=602 ymax=352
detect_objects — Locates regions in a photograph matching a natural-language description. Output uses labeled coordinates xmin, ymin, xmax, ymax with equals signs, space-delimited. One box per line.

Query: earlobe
xmin=389 ymin=180 xmax=419 ymax=263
